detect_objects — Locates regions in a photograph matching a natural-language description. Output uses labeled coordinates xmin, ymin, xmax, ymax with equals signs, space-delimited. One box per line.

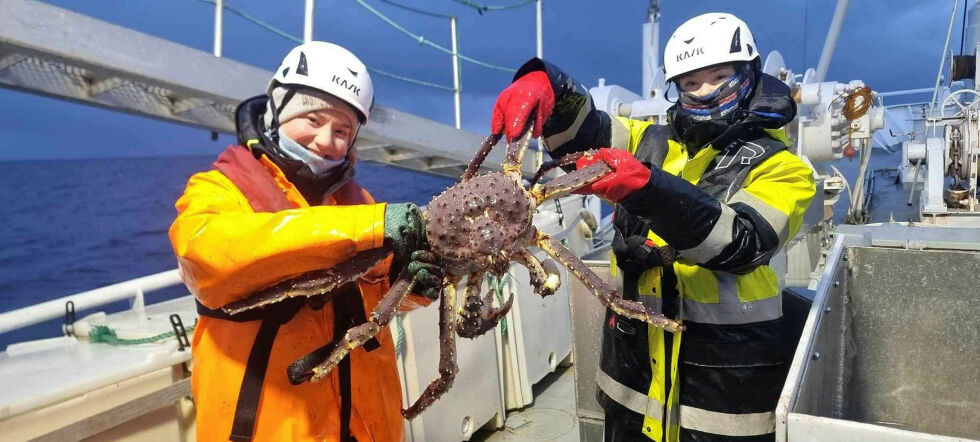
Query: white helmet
xmin=663 ymin=13 xmax=759 ymax=83
xmin=267 ymin=41 xmax=374 ymax=123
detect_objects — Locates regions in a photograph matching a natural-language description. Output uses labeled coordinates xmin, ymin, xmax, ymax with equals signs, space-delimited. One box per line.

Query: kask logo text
xmin=676 ymin=47 xmax=704 ymax=62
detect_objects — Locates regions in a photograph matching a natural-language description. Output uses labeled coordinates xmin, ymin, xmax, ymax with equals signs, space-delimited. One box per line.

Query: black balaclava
xmin=671 ymin=61 xmax=757 ymax=152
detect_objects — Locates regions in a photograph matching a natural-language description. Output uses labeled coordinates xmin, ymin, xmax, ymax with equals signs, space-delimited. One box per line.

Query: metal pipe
xmin=908 ymin=158 xmax=923 ymax=206
xmin=815 ymin=0 xmax=850 ymax=82
xmin=878 ymin=87 xmax=939 ymax=98
xmin=0 ymin=270 xmax=183 ymax=335
xmin=851 ymin=141 xmax=872 ymax=222
xmin=304 ymin=0 xmax=316 ymax=42
xmin=642 ymin=1 xmax=661 ymax=98
xmin=451 ymin=16 xmax=461 ymax=129
xmin=536 ymin=0 xmax=543 ymax=58
xmin=929 ymin=0 xmax=960 ymax=136
xmin=213 ymin=0 xmax=223 ymax=57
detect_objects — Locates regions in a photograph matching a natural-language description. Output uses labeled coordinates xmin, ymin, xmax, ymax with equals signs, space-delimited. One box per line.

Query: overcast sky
xmin=0 ymin=0 xmax=960 ymax=160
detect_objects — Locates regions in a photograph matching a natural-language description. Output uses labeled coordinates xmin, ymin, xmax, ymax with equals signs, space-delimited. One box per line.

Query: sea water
xmin=0 ymin=156 xmax=453 ymax=349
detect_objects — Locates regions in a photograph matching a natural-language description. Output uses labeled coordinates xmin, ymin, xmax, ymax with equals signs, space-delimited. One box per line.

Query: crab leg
xmin=403 ymin=276 xmax=461 ymax=419
xmin=530 ymin=161 xmax=612 ymax=203
xmin=531 ymin=230 xmax=684 ymax=333
xmin=503 ymin=130 xmax=534 ymax=179
xmin=456 ymin=271 xmax=514 ymax=339
xmin=460 ymin=133 xmax=503 ymax=181
xmin=529 ymin=150 xmax=595 ymax=186
xmin=514 ymin=248 xmax=561 ymax=297
xmin=223 ymin=247 xmax=392 ymax=315
xmin=302 ymin=265 xmax=420 ymax=383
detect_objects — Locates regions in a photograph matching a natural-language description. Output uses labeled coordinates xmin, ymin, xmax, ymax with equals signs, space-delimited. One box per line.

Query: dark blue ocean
xmin=0 ymin=156 xmax=454 ymax=350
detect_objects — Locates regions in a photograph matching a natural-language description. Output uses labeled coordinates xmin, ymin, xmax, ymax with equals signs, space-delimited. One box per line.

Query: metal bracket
xmin=169 ymin=314 xmax=190 ymax=351
xmin=63 ymin=300 xmax=76 ymax=337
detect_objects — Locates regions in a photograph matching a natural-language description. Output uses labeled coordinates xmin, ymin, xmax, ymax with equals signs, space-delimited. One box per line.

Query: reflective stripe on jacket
xmin=169 ymin=153 xmax=404 ymax=442
xmin=511 ymin=57 xmax=815 ymax=441
xmin=606 ymin=118 xmax=814 ymax=441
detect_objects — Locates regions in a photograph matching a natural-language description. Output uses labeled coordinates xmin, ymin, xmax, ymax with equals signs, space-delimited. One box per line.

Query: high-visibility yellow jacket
xmin=170 ymin=152 xmax=404 ymax=442
xmin=512 ymin=57 xmax=816 ymax=441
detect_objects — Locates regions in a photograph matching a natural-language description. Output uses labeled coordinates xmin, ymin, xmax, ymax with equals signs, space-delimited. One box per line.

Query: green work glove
xmin=384 ymin=203 xmax=426 ymax=262
xmin=384 ymin=204 xmax=442 ymax=300
xmin=408 ymin=250 xmax=444 ymax=300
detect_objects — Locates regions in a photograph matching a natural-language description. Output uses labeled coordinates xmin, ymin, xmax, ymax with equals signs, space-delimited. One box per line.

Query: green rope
xmin=378 ymin=0 xmax=453 ymax=19
xmin=448 ymin=0 xmax=536 ymax=14
xmin=88 ymin=323 xmax=197 ymax=346
xmin=364 ymin=67 xmax=454 ymax=91
xmin=485 ymin=273 xmax=510 ymax=335
xmin=393 ymin=314 xmax=407 ymax=358
xmin=352 ymin=0 xmax=516 ymax=73
xmin=193 ymin=0 xmax=455 ymax=90
xmin=201 ymin=0 xmax=304 ymax=44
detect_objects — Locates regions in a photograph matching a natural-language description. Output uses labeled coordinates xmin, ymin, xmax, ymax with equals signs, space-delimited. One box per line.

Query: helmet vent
xmin=729 ymin=28 xmax=742 ymax=53
xmin=296 ymin=52 xmax=309 ymax=76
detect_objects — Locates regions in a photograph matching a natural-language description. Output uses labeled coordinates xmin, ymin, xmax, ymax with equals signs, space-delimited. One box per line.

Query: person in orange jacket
xmin=169 ymin=41 xmax=442 ymax=442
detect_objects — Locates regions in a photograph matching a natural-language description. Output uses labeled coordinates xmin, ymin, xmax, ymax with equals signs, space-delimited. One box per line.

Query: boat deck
xmin=476 ymin=365 xmax=581 ymax=442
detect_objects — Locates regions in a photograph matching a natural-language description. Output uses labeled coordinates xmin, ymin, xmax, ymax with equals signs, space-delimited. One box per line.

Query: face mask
xmin=677 ymin=65 xmax=754 ymax=123
xmin=276 ymin=128 xmax=346 ymax=175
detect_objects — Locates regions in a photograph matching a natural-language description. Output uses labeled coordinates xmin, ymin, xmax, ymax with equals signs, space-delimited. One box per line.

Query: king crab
xmin=222 ymin=130 xmax=683 ymax=419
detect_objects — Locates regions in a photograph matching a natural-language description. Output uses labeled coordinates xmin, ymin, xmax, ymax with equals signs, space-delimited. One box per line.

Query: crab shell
xmin=424 ymin=172 xmax=534 ymax=276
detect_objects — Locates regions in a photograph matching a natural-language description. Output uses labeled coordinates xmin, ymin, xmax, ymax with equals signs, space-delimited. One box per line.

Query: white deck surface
xmin=475 ymin=365 xmax=581 ymax=442
xmin=0 ymin=296 xmax=196 ymax=419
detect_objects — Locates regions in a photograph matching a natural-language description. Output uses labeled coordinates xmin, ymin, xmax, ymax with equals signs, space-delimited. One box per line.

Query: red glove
xmin=490 ymin=71 xmax=555 ymax=142
xmin=574 ymin=148 xmax=651 ymax=203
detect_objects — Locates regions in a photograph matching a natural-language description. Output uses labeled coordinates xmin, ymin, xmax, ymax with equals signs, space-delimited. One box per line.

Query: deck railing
xmin=0 ymin=270 xmax=183 ymax=335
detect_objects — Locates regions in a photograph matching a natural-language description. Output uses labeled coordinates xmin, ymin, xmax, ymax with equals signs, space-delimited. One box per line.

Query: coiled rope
xmin=840 ymin=86 xmax=874 ymax=120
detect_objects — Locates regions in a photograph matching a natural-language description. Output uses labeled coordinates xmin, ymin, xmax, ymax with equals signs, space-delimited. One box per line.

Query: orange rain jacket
xmin=170 ymin=152 xmax=405 ymax=441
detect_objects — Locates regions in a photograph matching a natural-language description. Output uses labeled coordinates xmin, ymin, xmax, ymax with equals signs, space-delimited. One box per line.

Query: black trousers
xmin=602 ymin=319 xmax=786 ymax=442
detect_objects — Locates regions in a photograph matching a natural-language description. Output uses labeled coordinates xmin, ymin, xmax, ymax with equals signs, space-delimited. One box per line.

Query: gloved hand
xmin=407 ymin=250 xmax=444 ymax=300
xmin=490 ymin=70 xmax=555 ymax=141
xmin=574 ymin=148 xmax=651 ymax=203
xmin=384 ymin=203 xmax=443 ymax=300
xmin=384 ymin=202 xmax=427 ymax=269
xmin=612 ymin=234 xmax=676 ymax=272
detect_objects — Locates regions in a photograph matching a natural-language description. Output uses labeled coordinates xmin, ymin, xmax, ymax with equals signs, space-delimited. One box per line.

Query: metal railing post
xmin=304 ymin=0 xmax=316 ymax=42
xmin=451 ymin=16 xmax=461 ymax=129
xmin=213 ymin=0 xmax=223 ymax=57
xmin=536 ymin=0 xmax=543 ymax=59
xmin=535 ymin=0 xmax=544 ymax=169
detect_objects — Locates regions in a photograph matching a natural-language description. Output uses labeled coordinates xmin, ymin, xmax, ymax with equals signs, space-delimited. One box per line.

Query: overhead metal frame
xmin=0 ymin=0 xmax=531 ymax=178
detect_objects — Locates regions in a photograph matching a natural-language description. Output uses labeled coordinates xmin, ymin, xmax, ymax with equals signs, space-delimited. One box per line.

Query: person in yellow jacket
xmin=490 ymin=13 xmax=816 ymax=442
xmin=169 ymin=41 xmax=441 ymax=442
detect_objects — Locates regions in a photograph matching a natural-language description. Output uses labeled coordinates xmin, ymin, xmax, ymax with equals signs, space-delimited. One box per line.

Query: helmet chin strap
xmin=267 ymin=85 xmax=297 ymax=146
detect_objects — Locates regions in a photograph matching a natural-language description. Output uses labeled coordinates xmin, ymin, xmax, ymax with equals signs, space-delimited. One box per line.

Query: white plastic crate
xmin=395 ymin=278 xmax=506 ymax=442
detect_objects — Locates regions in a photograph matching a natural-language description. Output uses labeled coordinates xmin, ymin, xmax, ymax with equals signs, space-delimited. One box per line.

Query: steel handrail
xmin=0 ymin=269 xmax=183 ymax=335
